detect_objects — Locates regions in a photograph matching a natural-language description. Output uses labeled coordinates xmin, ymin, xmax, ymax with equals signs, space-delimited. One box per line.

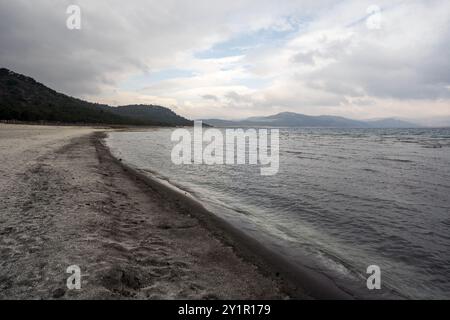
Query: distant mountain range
xmin=0 ymin=68 xmax=192 ymax=126
xmin=202 ymin=112 xmax=419 ymax=128
xmin=0 ymin=68 xmax=427 ymax=128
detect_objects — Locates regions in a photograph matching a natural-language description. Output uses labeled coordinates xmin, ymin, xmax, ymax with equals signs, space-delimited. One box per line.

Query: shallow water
xmin=107 ymin=127 xmax=450 ymax=299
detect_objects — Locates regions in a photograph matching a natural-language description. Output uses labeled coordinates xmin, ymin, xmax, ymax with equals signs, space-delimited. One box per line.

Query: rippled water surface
xmin=107 ymin=128 xmax=450 ymax=299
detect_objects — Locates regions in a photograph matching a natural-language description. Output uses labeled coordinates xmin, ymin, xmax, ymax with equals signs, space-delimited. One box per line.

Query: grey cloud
xmin=291 ymin=35 xmax=353 ymax=66
xmin=225 ymin=91 xmax=254 ymax=104
xmin=202 ymin=94 xmax=219 ymax=101
xmin=1 ymin=0 xmax=449 ymax=119
xmin=292 ymin=52 xmax=316 ymax=65
xmin=225 ymin=91 xmax=242 ymax=102
xmin=309 ymin=40 xmax=450 ymax=100
xmin=0 ymin=1 xmax=144 ymax=96
xmin=316 ymin=3 xmax=449 ymax=101
xmin=0 ymin=0 xmax=329 ymax=97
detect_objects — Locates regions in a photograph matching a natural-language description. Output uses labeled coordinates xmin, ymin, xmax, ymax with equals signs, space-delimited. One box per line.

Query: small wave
xmin=362 ymin=168 xmax=378 ymax=173
xmin=421 ymin=143 xmax=443 ymax=149
xmin=374 ymin=157 xmax=414 ymax=163
xmin=314 ymin=250 xmax=355 ymax=280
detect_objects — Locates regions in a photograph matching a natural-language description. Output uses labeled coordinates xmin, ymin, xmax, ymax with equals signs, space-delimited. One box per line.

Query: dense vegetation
xmin=0 ymin=68 xmax=192 ymax=126
xmin=110 ymin=104 xmax=192 ymax=126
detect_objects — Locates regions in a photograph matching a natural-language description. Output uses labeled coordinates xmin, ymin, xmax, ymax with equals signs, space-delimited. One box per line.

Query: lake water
xmin=106 ymin=127 xmax=450 ymax=299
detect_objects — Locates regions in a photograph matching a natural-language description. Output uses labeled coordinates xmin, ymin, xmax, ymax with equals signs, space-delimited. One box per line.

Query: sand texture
xmin=0 ymin=125 xmax=286 ymax=299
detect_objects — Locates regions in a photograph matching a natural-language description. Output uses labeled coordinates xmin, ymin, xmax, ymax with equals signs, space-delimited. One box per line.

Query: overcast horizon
xmin=1 ymin=1 xmax=449 ymax=124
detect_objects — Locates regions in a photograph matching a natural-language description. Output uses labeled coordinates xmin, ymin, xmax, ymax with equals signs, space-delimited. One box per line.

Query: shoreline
xmin=0 ymin=124 xmax=351 ymax=299
xmin=0 ymin=125 xmax=285 ymax=299
xmin=98 ymin=131 xmax=353 ymax=300
xmin=95 ymin=131 xmax=305 ymax=299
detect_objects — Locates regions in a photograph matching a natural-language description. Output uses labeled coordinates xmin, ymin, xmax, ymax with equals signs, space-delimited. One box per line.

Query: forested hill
xmin=109 ymin=104 xmax=192 ymax=126
xmin=0 ymin=68 xmax=192 ymax=126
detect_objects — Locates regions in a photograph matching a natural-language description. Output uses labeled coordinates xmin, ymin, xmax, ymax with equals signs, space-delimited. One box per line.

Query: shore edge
xmin=97 ymin=131 xmax=354 ymax=300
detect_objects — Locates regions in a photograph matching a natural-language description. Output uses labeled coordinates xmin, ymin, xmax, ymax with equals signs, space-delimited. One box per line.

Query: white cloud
xmin=0 ymin=0 xmax=449 ymax=120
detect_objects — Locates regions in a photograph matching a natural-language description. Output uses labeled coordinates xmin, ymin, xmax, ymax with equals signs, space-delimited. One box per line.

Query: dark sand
xmin=0 ymin=125 xmax=291 ymax=299
xmin=0 ymin=125 xmax=355 ymax=299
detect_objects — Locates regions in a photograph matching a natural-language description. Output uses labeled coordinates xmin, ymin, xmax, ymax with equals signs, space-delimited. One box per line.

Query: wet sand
xmin=0 ymin=124 xmax=291 ymax=299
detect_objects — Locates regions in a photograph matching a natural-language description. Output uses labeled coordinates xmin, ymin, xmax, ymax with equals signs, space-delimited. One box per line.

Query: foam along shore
xmin=0 ymin=124 xmax=351 ymax=299
xmin=110 ymin=132 xmax=354 ymax=300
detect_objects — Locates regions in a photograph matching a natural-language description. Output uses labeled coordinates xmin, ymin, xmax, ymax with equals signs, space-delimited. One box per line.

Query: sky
xmin=0 ymin=0 xmax=449 ymax=122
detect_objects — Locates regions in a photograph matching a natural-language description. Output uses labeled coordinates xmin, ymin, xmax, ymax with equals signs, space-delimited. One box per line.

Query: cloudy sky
xmin=1 ymin=0 xmax=449 ymax=121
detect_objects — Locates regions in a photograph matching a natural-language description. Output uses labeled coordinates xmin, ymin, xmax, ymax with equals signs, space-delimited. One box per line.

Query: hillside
xmin=109 ymin=105 xmax=192 ymax=126
xmin=365 ymin=118 xmax=419 ymax=128
xmin=0 ymin=68 xmax=192 ymax=126
xmin=203 ymin=112 xmax=419 ymax=128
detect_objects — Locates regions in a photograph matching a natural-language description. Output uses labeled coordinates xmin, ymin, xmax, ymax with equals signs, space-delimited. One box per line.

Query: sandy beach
xmin=0 ymin=124 xmax=294 ymax=299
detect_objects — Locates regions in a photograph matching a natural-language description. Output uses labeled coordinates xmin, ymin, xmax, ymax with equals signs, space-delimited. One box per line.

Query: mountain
xmin=0 ymin=68 xmax=192 ymax=126
xmin=365 ymin=118 xmax=418 ymax=128
xmin=245 ymin=112 xmax=368 ymax=127
xmin=109 ymin=104 xmax=192 ymax=126
xmin=409 ymin=117 xmax=450 ymax=128
xmin=203 ymin=112 xmax=420 ymax=128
